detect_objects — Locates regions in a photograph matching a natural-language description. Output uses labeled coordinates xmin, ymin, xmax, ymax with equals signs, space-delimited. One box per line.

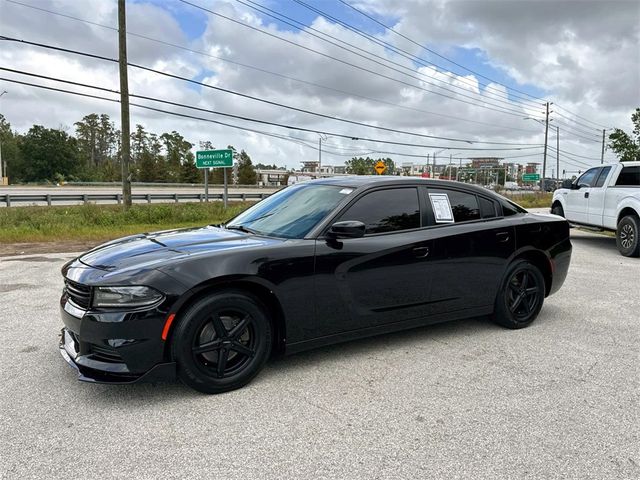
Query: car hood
xmin=79 ymin=225 xmax=283 ymax=272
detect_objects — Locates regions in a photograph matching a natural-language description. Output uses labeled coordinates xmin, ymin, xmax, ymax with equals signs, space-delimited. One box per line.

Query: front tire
xmin=171 ymin=291 xmax=272 ymax=394
xmin=616 ymin=215 xmax=640 ymax=257
xmin=492 ymin=260 xmax=545 ymax=329
xmin=551 ymin=203 xmax=564 ymax=217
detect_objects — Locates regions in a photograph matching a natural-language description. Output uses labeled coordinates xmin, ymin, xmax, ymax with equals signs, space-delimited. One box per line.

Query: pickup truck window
xmin=577 ymin=167 xmax=600 ymax=188
xmin=615 ymin=166 xmax=640 ymax=186
xmin=594 ymin=166 xmax=612 ymax=188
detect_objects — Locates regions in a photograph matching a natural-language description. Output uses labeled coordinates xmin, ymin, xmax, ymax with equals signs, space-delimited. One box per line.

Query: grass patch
xmin=503 ymin=192 xmax=553 ymax=209
xmin=0 ymin=201 xmax=252 ymax=244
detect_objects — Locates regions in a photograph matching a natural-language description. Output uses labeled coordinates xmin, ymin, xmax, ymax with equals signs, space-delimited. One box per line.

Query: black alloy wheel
xmin=492 ymin=260 xmax=545 ymax=329
xmin=171 ymin=291 xmax=272 ymax=394
xmin=616 ymin=215 xmax=640 ymax=257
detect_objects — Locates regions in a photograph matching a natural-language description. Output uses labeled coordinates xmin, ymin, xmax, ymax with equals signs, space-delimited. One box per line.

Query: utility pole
xmin=118 ymin=0 xmax=132 ymax=208
xmin=0 ymin=90 xmax=6 ymax=184
xmin=600 ymin=129 xmax=606 ymax=164
xmin=318 ymin=136 xmax=321 ymax=178
xmin=556 ymin=126 xmax=559 ymax=181
xmin=541 ymin=102 xmax=551 ymax=191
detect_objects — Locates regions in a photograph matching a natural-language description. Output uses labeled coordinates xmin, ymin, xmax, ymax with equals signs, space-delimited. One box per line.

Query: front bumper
xmin=59 ymin=295 xmax=176 ymax=384
xmin=59 ymin=328 xmax=175 ymax=384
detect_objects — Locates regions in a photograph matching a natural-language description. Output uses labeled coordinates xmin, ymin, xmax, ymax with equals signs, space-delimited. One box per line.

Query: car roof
xmin=602 ymin=161 xmax=640 ymax=167
xmin=304 ymin=175 xmax=499 ymax=196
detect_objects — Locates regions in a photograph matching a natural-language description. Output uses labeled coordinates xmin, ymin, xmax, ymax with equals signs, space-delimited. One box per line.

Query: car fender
xmin=615 ymin=195 xmax=640 ymax=224
xmin=551 ymin=189 xmax=569 ymax=212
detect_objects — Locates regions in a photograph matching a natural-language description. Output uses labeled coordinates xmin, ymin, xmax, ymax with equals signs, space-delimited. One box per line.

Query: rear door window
xmin=428 ymin=188 xmax=481 ymax=223
xmin=478 ymin=196 xmax=498 ymax=218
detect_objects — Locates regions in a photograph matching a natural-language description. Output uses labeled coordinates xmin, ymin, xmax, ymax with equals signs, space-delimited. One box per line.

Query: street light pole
xmin=541 ymin=102 xmax=552 ymax=191
xmin=556 ymin=126 xmax=559 ymax=181
xmin=600 ymin=129 xmax=606 ymax=164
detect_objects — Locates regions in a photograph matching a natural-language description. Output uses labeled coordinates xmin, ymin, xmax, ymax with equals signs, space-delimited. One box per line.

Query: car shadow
xmin=75 ymin=315 xmax=507 ymax=403
xmin=570 ymin=230 xmax=617 ymax=252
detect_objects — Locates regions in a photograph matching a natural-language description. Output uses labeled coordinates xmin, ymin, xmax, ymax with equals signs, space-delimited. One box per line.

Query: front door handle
xmin=496 ymin=231 xmax=510 ymax=243
xmin=412 ymin=246 xmax=430 ymax=258
xmin=584 ymin=192 xmax=589 ymax=198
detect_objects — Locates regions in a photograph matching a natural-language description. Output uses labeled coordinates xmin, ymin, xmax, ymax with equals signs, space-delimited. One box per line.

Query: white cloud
xmin=1 ymin=0 xmax=637 ymax=177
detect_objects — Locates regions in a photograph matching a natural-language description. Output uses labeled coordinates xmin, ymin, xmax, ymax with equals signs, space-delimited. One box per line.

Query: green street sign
xmin=522 ymin=173 xmax=540 ymax=182
xmin=196 ymin=149 xmax=233 ymax=168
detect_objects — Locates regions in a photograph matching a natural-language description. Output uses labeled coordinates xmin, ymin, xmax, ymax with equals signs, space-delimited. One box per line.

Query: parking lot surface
xmin=0 ymin=229 xmax=638 ymax=479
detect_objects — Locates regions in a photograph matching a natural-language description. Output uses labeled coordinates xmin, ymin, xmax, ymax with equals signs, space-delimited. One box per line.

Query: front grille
xmin=90 ymin=344 xmax=123 ymax=363
xmin=65 ymin=279 xmax=92 ymax=309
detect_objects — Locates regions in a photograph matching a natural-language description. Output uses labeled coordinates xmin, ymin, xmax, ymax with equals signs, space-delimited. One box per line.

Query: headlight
xmin=92 ymin=286 xmax=164 ymax=308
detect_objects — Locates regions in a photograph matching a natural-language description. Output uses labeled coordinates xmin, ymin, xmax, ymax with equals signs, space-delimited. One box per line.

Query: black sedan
xmin=59 ymin=177 xmax=571 ymax=393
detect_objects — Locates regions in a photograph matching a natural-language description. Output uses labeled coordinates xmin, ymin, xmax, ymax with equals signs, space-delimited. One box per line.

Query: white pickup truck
xmin=551 ymin=161 xmax=640 ymax=257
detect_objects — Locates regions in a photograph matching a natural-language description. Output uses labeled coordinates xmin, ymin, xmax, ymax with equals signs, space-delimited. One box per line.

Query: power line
xmin=547 ymin=146 xmax=610 ymax=164
xmin=177 ymin=0 xmax=543 ymax=121
xmin=1 ymin=0 xmax=541 ymax=136
xmin=0 ymin=38 xmax=543 ymax=147
xmin=291 ymin=0 xmax=542 ymax=109
xmin=554 ymin=110 xmax=610 ymax=131
xmin=336 ymin=0 xmax=612 ymax=133
xmin=237 ymin=0 xmax=541 ymax=114
xmin=551 ymin=121 xmax=603 ymax=144
xmin=336 ymin=0 xmax=545 ymax=103
xmin=0 ymin=75 xmax=544 ymax=152
xmin=553 ymin=105 xmax=612 ymax=130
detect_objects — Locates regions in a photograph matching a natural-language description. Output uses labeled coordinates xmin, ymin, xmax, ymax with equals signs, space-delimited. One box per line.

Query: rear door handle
xmin=412 ymin=246 xmax=430 ymax=258
xmin=496 ymin=231 xmax=510 ymax=243
xmin=584 ymin=192 xmax=589 ymax=198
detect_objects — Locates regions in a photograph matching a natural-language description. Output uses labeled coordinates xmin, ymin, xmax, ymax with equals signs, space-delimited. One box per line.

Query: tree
xmin=0 ymin=114 xmax=21 ymax=183
xmin=608 ymin=108 xmax=640 ymax=162
xmin=138 ymin=134 xmax=163 ymax=182
xmin=18 ymin=125 xmax=79 ymax=182
xmin=345 ymin=156 xmax=396 ymax=175
xmin=236 ymin=149 xmax=257 ymax=184
xmin=161 ymin=131 xmax=193 ymax=182
xmin=345 ymin=156 xmax=375 ymax=174
xmin=75 ymin=113 xmax=117 ymax=169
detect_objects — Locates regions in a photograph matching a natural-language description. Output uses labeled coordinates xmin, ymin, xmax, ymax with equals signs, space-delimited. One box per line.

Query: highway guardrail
xmin=0 ymin=192 xmax=270 ymax=207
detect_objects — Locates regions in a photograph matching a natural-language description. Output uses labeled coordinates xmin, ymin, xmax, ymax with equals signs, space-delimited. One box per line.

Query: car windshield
xmin=226 ymin=183 xmax=352 ymax=238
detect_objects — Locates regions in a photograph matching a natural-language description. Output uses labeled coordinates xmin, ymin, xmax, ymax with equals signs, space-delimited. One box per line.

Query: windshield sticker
xmin=429 ymin=193 xmax=455 ymax=223
xmin=339 ymin=188 xmax=354 ymax=195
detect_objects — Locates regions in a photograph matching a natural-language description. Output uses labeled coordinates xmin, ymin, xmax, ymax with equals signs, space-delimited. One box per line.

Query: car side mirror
xmin=327 ymin=220 xmax=366 ymax=239
xmin=561 ymin=179 xmax=574 ymax=189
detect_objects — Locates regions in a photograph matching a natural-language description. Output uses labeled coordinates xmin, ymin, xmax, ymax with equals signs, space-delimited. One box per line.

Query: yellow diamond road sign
xmin=374 ymin=160 xmax=386 ymax=175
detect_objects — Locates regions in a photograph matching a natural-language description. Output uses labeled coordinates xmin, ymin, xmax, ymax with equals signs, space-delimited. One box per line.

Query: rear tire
xmin=171 ymin=291 xmax=272 ymax=394
xmin=492 ymin=260 xmax=545 ymax=329
xmin=616 ymin=215 xmax=640 ymax=257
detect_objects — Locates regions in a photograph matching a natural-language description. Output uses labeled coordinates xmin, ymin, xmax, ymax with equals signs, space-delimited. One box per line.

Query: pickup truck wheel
xmin=616 ymin=215 xmax=640 ymax=257
xmin=551 ymin=203 xmax=564 ymax=217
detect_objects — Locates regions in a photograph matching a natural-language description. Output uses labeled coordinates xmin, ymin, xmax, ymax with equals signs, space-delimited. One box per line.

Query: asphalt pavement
xmin=0 ymin=229 xmax=638 ymax=479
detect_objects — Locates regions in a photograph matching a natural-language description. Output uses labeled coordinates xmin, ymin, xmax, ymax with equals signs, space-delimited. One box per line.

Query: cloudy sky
xmin=1 ymin=0 xmax=639 ymax=175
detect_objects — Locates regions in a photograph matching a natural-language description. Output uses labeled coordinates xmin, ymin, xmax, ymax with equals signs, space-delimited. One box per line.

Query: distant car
xmin=551 ymin=161 xmax=640 ymax=256
xmin=60 ymin=177 xmax=572 ymax=393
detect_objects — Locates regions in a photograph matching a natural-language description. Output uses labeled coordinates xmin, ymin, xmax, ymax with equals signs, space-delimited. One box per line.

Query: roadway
xmin=0 ymin=228 xmax=637 ymax=479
